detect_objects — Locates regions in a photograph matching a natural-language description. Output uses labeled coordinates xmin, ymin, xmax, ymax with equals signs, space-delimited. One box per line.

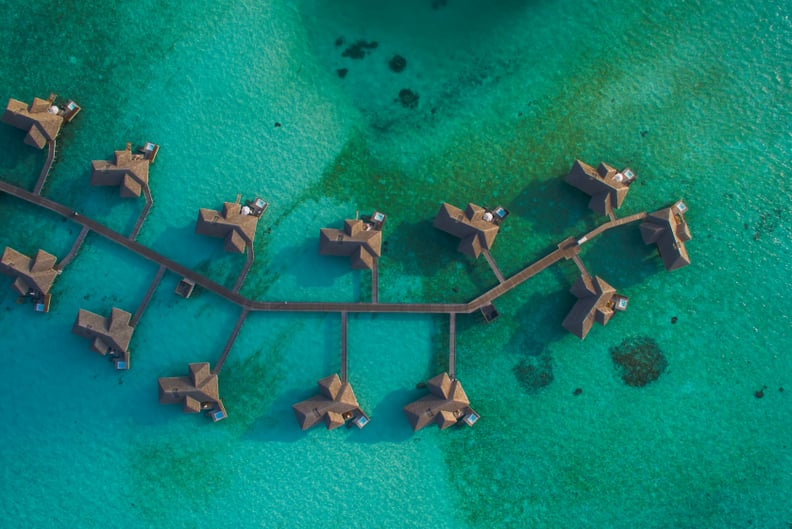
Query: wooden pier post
xmin=131 ymin=264 xmax=166 ymax=326
xmin=340 ymin=311 xmax=348 ymax=383
xmin=213 ymin=308 xmax=249 ymax=375
xmin=449 ymin=313 xmax=456 ymax=379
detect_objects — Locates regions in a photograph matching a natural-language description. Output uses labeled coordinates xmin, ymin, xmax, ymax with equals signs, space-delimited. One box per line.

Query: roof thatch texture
xmin=195 ymin=200 xmax=259 ymax=253
xmin=318 ymin=219 xmax=382 ymax=270
xmin=640 ymin=201 xmax=692 ymax=271
xmin=72 ymin=307 xmax=134 ymax=356
xmin=0 ymin=247 xmax=59 ymax=295
xmin=2 ymin=97 xmax=64 ymax=149
xmin=90 ymin=145 xmax=150 ymax=198
xmin=565 ymin=160 xmax=630 ymax=216
xmin=403 ymin=373 xmax=474 ymax=431
xmin=292 ymin=374 xmax=365 ymax=430
xmin=433 ymin=203 xmax=499 ymax=258
xmin=562 ymin=275 xmax=618 ymax=339
xmin=158 ymin=362 xmax=223 ymax=414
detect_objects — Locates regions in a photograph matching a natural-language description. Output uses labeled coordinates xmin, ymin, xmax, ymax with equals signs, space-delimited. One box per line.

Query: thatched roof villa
xmin=90 ymin=143 xmax=152 ymax=198
xmin=293 ymin=374 xmax=369 ymax=430
xmin=2 ymin=94 xmax=80 ymax=149
xmin=71 ymin=307 xmax=134 ymax=369
xmin=0 ymin=247 xmax=59 ymax=297
xmin=565 ymin=160 xmax=636 ymax=216
xmin=318 ymin=215 xmax=383 ymax=270
xmin=403 ymin=372 xmax=479 ymax=431
xmin=640 ymin=200 xmax=692 ymax=271
xmin=158 ymin=362 xmax=227 ymax=421
xmin=433 ymin=202 xmax=502 ymax=259
xmin=195 ymin=197 xmax=259 ymax=253
xmin=562 ymin=275 xmax=628 ymax=339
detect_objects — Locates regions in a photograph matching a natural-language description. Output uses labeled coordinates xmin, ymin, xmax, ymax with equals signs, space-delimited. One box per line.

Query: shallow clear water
xmin=1 ymin=1 xmax=791 ymax=527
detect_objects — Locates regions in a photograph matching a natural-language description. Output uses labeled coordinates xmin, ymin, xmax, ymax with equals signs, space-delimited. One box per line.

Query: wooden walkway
xmin=572 ymin=255 xmax=590 ymax=278
xmin=340 ymin=311 xmax=348 ymax=383
xmin=371 ymin=258 xmax=379 ymax=303
xmin=0 ymin=179 xmax=649 ymax=318
xmin=212 ymin=308 xmax=249 ymax=374
xmin=232 ymin=243 xmax=254 ymax=293
xmin=55 ymin=226 xmax=90 ymax=271
xmin=129 ymin=184 xmax=153 ymax=241
xmin=131 ymin=264 xmax=167 ymax=326
xmin=33 ymin=140 xmax=56 ymax=195
xmin=448 ymin=313 xmax=456 ymax=379
xmin=482 ymin=249 xmax=505 ymax=283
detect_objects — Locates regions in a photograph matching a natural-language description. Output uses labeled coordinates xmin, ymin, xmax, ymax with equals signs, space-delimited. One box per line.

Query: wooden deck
xmin=131 ymin=264 xmax=166 ymax=326
xmin=33 ymin=139 xmax=56 ymax=195
xmin=212 ymin=308 xmax=250 ymax=374
xmin=340 ymin=311 xmax=348 ymax=383
xmin=0 ymin=180 xmax=648 ymax=318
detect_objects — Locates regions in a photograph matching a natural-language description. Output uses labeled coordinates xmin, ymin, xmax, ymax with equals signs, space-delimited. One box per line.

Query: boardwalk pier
xmin=131 ymin=264 xmax=166 ymax=326
xmin=213 ymin=308 xmax=250 ymax=375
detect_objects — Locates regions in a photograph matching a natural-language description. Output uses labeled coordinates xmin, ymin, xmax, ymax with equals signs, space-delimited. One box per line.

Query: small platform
xmin=138 ymin=142 xmax=159 ymax=163
xmin=60 ymin=100 xmax=81 ymax=122
xmin=175 ymin=277 xmax=196 ymax=298
xmin=244 ymin=197 xmax=269 ymax=217
xmin=480 ymin=303 xmax=500 ymax=322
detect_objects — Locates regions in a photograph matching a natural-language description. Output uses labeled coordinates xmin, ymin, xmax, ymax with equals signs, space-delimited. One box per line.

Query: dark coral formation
xmin=610 ymin=336 xmax=668 ymax=387
xmin=397 ymin=89 xmax=419 ymax=109
xmin=342 ymin=40 xmax=378 ymax=59
xmin=389 ymin=54 xmax=407 ymax=73
xmin=513 ymin=353 xmax=553 ymax=394
xmin=337 ymin=68 xmax=348 ymax=78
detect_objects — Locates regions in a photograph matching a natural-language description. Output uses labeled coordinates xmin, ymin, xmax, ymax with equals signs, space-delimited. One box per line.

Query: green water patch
xmin=610 ymin=335 xmax=668 ymax=387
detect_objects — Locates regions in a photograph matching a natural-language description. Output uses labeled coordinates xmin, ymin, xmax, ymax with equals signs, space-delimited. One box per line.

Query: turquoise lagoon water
xmin=1 ymin=0 xmax=790 ymax=527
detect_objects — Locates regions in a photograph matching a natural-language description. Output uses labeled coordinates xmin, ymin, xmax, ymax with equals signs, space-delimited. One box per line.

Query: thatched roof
xmin=2 ymin=97 xmax=64 ymax=149
xmin=640 ymin=200 xmax=692 ymax=271
xmin=195 ymin=199 xmax=259 ymax=253
xmin=158 ymin=362 xmax=223 ymax=414
xmin=318 ymin=218 xmax=382 ymax=270
xmin=0 ymin=247 xmax=59 ymax=295
xmin=433 ymin=202 xmax=500 ymax=258
xmin=562 ymin=275 xmax=618 ymax=339
xmin=292 ymin=374 xmax=366 ymax=430
xmin=72 ymin=307 xmax=134 ymax=357
xmin=565 ymin=160 xmax=631 ymax=216
xmin=403 ymin=373 xmax=476 ymax=431
xmin=90 ymin=144 xmax=150 ymax=198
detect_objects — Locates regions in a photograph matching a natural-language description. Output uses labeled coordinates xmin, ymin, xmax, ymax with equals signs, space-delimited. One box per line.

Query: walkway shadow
xmin=578 ymin=225 xmax=661 ymax=289
xmin=271 ymin=238 xmax=353 ymax=288
xmin=509 ymin=175 xmax=594 ymax=237
xmin=349 ymin=388 xmax=416 ymax=444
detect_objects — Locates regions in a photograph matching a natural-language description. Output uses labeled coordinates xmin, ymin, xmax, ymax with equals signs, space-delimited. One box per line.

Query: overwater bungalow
xmin=562 ymin=274 xmax=628 ymax=339
xmin=403 ymin=372 xmax=479 ymax=431
xmin=195 ymin=197 xmax=260 ymax=253
xmin=566 ymin=160 xmax=636 ymax=216
xmin=0 ymin=247 xmax=59 ymax=297
xmin=71 ymin=307 xmax=134 ymax=369
xmin=90 ymin=143 xmax=156 ymax=197
xmin=158 ymin=362 xmax=227 ymax=421
xmin=433 ymin=202 xmax=504 ymax=259
xmin=1 ymin=94 xmax=79 ymax=149
xmin=318 ymin=213 xmax=385 ymax=270
xmin=292 ymin=374 xmax=369 ymax=430
xmin=640 ymin=200 xmax=692 ymax=271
